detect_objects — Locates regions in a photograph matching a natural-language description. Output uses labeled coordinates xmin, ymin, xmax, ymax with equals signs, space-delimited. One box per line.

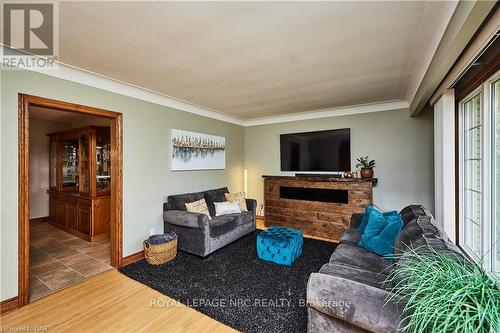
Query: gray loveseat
xmin=307 ymin=205 xmax=466 ymax=333
xmin=163 ymin=187 xmax=257 ymax=257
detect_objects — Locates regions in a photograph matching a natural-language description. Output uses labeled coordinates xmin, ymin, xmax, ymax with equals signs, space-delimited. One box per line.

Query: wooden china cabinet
xmin=47 ymin=126 xmax=111 ymax=242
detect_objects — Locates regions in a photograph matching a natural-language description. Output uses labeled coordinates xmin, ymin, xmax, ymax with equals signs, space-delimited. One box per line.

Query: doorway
xmin=18 ymin=94 xmax=123 ymax=307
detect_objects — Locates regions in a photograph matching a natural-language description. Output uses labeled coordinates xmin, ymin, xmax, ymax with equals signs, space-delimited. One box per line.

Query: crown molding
xmin=243 ymin=100 xmax=410 ymax=126
xmin=9 ymin=50 xmax=409 ymax=127
xmin=25 ymin=60 xmax=247 ymax=126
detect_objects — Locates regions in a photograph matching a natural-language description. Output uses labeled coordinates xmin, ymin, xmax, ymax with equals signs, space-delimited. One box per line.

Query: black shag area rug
xmin=119 ymin=231 xmax=336 ymax=333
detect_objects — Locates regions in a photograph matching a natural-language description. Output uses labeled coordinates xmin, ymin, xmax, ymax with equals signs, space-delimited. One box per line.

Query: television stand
xmin=262 ymin=175 xmax=377 ymax=242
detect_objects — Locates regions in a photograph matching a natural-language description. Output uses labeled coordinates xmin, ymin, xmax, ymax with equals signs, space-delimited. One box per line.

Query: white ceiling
xmin=58 ymin=1 xmax=457 ymax=120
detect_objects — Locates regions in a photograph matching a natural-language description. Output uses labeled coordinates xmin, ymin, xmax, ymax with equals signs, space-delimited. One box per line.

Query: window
xmin=461 ymin=92 xmax=482 ymax=258
xmin=459 ymin=70 xmax=500 ymax=277
xmin=493 ymin=78 xmax=500 ymax=276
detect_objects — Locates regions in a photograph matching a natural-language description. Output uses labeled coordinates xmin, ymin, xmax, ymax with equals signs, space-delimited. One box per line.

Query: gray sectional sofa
xmin=163 ymin=187 xmax=257 ymax=257
xmin=307 ymin=205 xmax=466 ymax=333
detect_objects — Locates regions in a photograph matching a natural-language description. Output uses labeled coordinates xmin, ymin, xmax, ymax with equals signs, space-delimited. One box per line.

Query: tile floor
xmin=29 ymin=220 xmax=112 ymax=300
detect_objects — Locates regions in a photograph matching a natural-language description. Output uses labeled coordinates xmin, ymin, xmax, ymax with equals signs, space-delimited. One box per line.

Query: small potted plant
xmin=356 ymin=156 xmax=375 ymax=178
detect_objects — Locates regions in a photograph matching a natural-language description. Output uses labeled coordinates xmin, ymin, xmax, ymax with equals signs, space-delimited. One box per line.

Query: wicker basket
xmin=143 ymin=234 xmax=178 ymax=265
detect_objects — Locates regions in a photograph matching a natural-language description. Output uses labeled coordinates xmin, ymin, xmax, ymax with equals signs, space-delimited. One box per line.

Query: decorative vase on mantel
xmin=360 ymin=167 xmax=374 ymax=179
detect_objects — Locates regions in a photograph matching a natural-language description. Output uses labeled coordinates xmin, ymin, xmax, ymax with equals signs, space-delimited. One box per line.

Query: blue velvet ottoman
xmin=257 ymin=226 xmax=303 ymax=266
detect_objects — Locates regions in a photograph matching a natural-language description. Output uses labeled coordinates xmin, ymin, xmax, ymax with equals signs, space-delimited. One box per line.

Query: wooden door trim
xmin=17 ymin=94 xmax=123 ymax=309
xmin=18 ymin=95 xmax=30 ymax=308
xmin=110 ymin=114 xmax=123 ymax=268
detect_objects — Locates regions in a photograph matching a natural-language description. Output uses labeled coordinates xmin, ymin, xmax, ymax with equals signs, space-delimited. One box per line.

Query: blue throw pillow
xmin=364 ymin=217 xmax=403 ymax=259
xmin=357 ymin=205 xmax=375 ymax=232
xmin=358 ymin=207 xmax=400 ymax=248
xmin=358 ymin=205 xmax=399 ymax=232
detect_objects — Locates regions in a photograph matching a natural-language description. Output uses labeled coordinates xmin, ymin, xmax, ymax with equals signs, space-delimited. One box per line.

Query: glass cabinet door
xmin=95 ymin=128 xmax=111 ymax=193
xmin=49 ymin=137 xmax=57 ymax=190
xmin=79 ymin=131 xmax=90 ymax=194
xmin=60 ymin=138 xmax=79 ymax=190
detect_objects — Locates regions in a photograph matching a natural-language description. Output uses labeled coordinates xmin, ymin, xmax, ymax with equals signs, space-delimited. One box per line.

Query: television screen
xmin=280 ymin=129 xmax=350 ymax=172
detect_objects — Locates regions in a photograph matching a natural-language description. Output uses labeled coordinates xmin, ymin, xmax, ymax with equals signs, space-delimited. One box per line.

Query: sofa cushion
xmin=203 ymin=187 xmax=229 ymax=217
xmin=307 ymin=273 xmax=401 ymax=333
xmin=339 ymin=228 xmax=362 ymax=245
xmin=358 ymin=209 xmax=400 ymax=249
xmin=245 ymin=198 xmax=257 ymax=213
xmin=357 ymin=205 xmax=373 ymax=232
xmin=185 ymin=198 xmax=212 ymax=220
xmin=394 ymin=214 xmax=468 ymax=266
xmin=330 ymin=243 xmax=392 ymax=274
xmin=167 ymin=191 xmax=204 ymax=211
xmin=319 ymin=262 xmax=388 ymax=289
xmin=362 ymin=216 xmax=403 ymax=259
xmin=358 ymin=205 xmax=399 ymax=232
xmin=225 ymin=192 xmax=248 ymax=211
xmin=163 ymin=210 xmax=208 ymax=229
xmin=410 ymin=234 xmax=448 ymax=251
xmin=405 ymin=232 xmax=464 ymax=257
xmin=350 ymin=213 xmax=364 ymax=229
xmin=395 ymin=215 xmax=445 ymax=255
xmin=392 ymin=233 xmax=469 ymax=289
xmin=209 ymin=211 xmax=253 ymax=237
xmin=417 ymin=215 xmax=444 ymax=238
xmin=214 ymin=201 xmax=241 ymax=216
xmin=399 ymin=204 xmax=432 ymax=225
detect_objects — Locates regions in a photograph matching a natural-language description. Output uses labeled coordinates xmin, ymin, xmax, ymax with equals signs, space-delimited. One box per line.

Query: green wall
xmin=0 ymin=69 xmax=245 ymax=300
xmin=244 ymin=108 xmax=434 ymax=214
xmin=0 ymin=69 xmax=435 ymax=302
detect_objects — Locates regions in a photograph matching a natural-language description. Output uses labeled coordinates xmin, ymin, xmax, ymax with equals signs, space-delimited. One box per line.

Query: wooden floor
xmin=0 ymin=269 xmax=236 ymax=333
xmin=256 ymin=216 xmax=336 ymax=243
xmin=2 ymin=220 xmax=331 ymax=333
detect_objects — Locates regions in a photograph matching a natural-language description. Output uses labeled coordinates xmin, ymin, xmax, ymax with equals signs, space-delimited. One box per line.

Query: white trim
xmin=482 ymin=74 xmax=492 ymax=273
xmin=243 ymin=100 xmax=410 ymax=126
xmin=458 ymin=86 xmax=483 ymax=262
xmin=3 ymin=47 xmax=411 ymax=127
xmin=489 ymin=73 xmax=500 ymax=275
xmin=484 ymin=70 xmax=500 ymax=274
xmin=433 ymin=89 xmax=456 ymax=241
xmin=458 ymin=93 xmax=465 ymax=256
xmin=28 ymin=61 xmax=247 ymax=126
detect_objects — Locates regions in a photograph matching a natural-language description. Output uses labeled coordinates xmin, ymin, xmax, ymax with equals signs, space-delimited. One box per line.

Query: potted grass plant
xmin=356 ymin=156 xmax=376 ymax=178
xmin=384 ymin=246 xmax=500 ymax=333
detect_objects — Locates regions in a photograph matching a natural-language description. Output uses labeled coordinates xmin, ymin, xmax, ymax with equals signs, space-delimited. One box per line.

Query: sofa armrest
xmin=246 ymin=199 xmax=257 ymax=213
xmin=350 ymin=213 xmax=364 ymax=229
xmin=163 ymin=210 xmax=209 ymax=229
xmin=307 ymin=273 xmax=400 ymax=333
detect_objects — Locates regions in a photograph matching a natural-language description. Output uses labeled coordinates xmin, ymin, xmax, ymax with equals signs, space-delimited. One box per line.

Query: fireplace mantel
xmin=262 ymin=175 xmax=378 ymax=184
xmin=262 ymin=175 xmax=376 ymax=242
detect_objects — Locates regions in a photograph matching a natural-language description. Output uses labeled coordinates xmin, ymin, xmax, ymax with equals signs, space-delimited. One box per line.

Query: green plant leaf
xmin=384 ymin=245 xmax=500 ymax=333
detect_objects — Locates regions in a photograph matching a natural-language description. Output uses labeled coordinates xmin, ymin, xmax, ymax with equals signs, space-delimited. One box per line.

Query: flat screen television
xmin=280 ymin=128 xmax=350 ymax=172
